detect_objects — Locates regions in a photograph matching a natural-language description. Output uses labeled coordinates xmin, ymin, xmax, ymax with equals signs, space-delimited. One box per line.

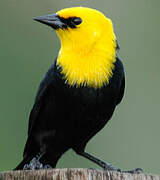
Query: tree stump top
xmin=0 ymin=168 xmax=159 ymax=180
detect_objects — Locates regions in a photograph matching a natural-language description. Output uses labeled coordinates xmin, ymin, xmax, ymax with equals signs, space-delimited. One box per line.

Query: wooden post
xmin=0 ymin=169 xmax=159 ymax=180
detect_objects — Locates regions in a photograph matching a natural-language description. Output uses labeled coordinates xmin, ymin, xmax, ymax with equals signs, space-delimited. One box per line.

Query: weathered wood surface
xmin=0 ymin=168 xmax=159 ymax=180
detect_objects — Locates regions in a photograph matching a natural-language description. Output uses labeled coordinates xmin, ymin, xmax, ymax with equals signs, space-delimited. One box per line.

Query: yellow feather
xmin=56 ymin=7 xmax=116 ymax=88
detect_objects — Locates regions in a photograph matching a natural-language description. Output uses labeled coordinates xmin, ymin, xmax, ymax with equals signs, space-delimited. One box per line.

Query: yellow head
xmin=34 ymin=7 xmax=117 ymax=88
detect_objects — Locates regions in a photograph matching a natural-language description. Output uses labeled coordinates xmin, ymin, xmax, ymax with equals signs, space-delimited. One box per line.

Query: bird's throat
xmin=57 ymin=40 xmax=116 ymax=88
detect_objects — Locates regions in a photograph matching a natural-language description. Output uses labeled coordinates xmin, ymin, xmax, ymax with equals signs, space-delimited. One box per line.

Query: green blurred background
xmin=0 ymin=0 xmax=160 ymax=174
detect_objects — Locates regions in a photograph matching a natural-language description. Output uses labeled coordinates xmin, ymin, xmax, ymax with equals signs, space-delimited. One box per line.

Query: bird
xmin=14 ymin=7 xmax=142 ymax=173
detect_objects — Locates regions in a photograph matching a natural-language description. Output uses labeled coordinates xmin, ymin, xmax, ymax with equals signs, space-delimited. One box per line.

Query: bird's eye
xmin=71 ymin=17 xmax=82 ymax=25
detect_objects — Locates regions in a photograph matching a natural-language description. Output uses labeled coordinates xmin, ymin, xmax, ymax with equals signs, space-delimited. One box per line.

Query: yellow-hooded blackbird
xmin=15 ymin=7 xmax=142 ymax=173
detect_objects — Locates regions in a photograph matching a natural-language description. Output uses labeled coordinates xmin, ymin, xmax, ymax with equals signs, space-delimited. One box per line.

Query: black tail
xmin=14 ymin=136 xmax=39 ymax=170
xmin=14 ymin=153 xmax=61 ymax=170
xmin=14 ymin=137 xmax=64 ymax=170
xmin=14 ymin=156 xmax=33 ymax=170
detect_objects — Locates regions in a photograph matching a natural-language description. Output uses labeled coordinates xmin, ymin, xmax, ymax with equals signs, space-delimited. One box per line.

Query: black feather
xmin=15 ymin=57 xmax=125 ymax=170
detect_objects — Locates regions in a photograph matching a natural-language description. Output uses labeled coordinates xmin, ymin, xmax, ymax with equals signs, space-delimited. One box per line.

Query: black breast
xmin=52 ymin=57 xmax=125 ymax=151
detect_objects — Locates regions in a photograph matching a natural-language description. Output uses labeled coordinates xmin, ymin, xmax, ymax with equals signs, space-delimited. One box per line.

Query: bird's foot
xmin=23 ymin=157 xmax=52 ymax=170
xmin=116 ymin=168 xmax=143 ymax=174
xmin=102 ymin=162 xmax=143 ymax=174
xmin=88 ymin=168 xmax=97 ymax=171
xmin=23 ymin=157 xmax=43 ymax=170
xmin=43 ymin=164 xmax=52 ymax=169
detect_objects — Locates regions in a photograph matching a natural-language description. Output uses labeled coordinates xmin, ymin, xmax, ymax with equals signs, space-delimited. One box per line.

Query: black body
xmin=15 ymin=57 xmax=125 ymax=170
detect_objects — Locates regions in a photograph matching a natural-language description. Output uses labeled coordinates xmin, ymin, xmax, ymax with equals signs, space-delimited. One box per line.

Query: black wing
xmin=115 ymin=57 xmax=125 ymax=105
xmin=116 ymin=76 xmax=125 ymax=105
xmin=27 ymin=62 xmax=56 ymax=137
xmin=23 ymin=61 xmax=58 ymax=158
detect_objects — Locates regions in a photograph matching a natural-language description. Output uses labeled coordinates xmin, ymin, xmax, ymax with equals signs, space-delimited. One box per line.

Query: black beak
xmin=33 ymin=14 xmax=67 ymax=29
